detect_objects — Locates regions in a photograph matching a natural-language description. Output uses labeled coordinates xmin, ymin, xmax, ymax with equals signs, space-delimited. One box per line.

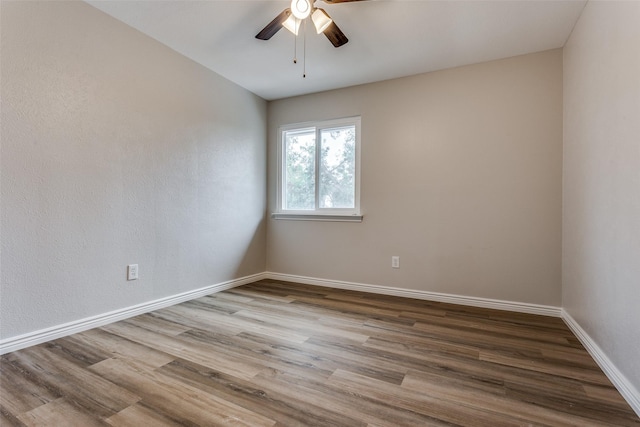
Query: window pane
xmin=284 ymin=129 xmax=316 ymax=210
xmin=319 ymin=126 xmax=355 ymax=209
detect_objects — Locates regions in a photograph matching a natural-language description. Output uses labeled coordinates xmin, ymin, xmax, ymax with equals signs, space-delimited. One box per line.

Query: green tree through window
xmin=319 ymin=127 xmax=355 ymax=208
xmin=285 ymin=129 xmax=315 ymax=210
xmin=279 ymin=117 xmax=360 ymax=216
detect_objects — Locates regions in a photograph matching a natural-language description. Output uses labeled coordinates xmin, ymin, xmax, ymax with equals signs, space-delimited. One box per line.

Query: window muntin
xmin=278 ymin=117 xmax=361 ymax=217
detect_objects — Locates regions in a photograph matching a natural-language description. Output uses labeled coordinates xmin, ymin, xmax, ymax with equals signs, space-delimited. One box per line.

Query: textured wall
xmin=563 ymin=1 xmax=640 ymax=396
xmin=267 ymin=50 xmax=563 ymax=306
xmin=0 ymin=1 xmax=267 ymax=340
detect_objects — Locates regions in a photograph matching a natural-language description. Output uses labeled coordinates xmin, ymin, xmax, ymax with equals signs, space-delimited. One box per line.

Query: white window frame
xmin=274 ymin=116 xmax=362 ymax=222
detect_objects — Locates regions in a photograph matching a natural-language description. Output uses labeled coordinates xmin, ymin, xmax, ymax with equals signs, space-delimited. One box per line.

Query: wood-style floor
xmin=1 ymin=280 xmax=638 ymax=426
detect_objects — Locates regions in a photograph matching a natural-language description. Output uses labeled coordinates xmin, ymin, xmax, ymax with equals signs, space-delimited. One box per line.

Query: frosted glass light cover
xmin=312 ymin=8 xmax=332 ymax=34
xmin=283 ymin=14 xmax=300 ymax=35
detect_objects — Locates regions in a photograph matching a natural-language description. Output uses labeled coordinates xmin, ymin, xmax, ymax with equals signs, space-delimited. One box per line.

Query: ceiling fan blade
xmin=323 ymin=0 xmax=367 ymax=3
xmin=323 ymin=21 xmax=349 ymax=47
xmin=255 ymin=9 xmax=291 ymax=40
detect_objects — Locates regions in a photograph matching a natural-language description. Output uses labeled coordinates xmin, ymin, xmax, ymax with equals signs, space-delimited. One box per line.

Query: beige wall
xmin=267 ymin=50 xmax=563 ymax=306
xmin=563 ymin=1 xmax=640 ymax=396
xmin=0 ymin=1 xmax=267 ymax=340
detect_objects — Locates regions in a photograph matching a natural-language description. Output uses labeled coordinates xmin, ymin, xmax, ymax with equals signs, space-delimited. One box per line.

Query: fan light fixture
xmin=291 ymin=0 xmax=312 ymax=19
xmin=255 ymin=0 xmax=352 ymax=61
xmin=311 ymin=8 xmax=332 ymax=34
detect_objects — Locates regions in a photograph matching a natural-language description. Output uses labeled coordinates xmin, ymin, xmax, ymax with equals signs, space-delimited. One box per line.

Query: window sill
xmin=271 ymin=213 xmax=363 ymax=222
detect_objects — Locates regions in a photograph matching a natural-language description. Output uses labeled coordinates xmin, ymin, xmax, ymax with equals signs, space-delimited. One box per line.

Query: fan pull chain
xmin=293 ymin=18 xmax=298 ymax=64
xmin=303 ymin=19 xmax=307 ymax=78
xmin=293 ymin=32 xmax=297 ymax=64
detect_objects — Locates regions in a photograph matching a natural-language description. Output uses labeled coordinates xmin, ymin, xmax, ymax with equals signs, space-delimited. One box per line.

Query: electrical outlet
xmin=127 ymin=264 xmax=139 ymax=281
xmin=392 ymin=256 xmax=400 ymax=269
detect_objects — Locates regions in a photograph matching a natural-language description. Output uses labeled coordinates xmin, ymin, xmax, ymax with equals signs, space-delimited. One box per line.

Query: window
xmin=275 ymin=117 xmax=362 ymax=221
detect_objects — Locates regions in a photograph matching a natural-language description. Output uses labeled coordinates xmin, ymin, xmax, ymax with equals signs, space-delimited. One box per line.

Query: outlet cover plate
xmin=127 ymin=264 xmax=139 ymax=281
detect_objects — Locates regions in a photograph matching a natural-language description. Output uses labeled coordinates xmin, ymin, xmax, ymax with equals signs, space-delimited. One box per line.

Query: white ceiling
xmin=86 ymin=0 xmax=586 ymax=101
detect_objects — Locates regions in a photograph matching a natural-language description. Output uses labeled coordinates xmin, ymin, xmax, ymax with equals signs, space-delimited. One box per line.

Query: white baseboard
xmin=264 ymin=272 xmax=562 ymax=317
xmin=0 ymin=272 xmax=268 ymax=355
xmin=562 ymin=310 xmax=640 ymax=418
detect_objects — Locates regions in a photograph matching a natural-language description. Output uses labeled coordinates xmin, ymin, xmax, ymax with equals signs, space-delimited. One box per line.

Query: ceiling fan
xmin=256 ymin=0 xmax=363 ymax=48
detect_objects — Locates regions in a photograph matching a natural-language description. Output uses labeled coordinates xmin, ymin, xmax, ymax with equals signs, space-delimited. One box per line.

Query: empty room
xmin=1 ymin=0 xmax=639 ymax=425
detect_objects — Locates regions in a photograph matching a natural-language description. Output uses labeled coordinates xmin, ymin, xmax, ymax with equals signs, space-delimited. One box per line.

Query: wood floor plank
xmin=478 ymin=350 xmax=611 ymax=385
xmin=72 ymin=328 xmax=176 ymax=370
xmin=144 ymin=304 xmax=246 ymax=337
xmin=504 ymin=384 xmax=640 ymax=426
xmin=1 ymin=405 xmax=28 ymax=427
xmin=540 ymin=346 xmax=602 ymax=369
xmin=0 ymin=359 xmax=60 ymax=416
xmin=17 ymin=398 xmax=109 ymax=427
xmin=160 ymin=358 xmax=368 ymax=427
xmin=411 ymin=320 xmax=574 ymax=354
xmin=292 ymin=294 xmax=404 ymax=318
xmin=4 ymin=346 xmax=140 ymax=419
xmin=180 ymin=329 xmax=336 ymax=381
xmin=203 ymin=293 xmax=305 ymax=319
xmin=424 ymin=312 xmax=575 ymax=345
xmin=232 ymin=308 xmax=371 ymax=343
xmin=1 ymin=279 xmax=638 ymax=426
xmin=363 ymin=336 xmax=593 ymax=401
xmin=89 ymin=356 xmax=276 ymax=426
xmin=106 ymin=403 xmax=182 ymax=427
xmin=167 ymin=303 xmax=311 ymax=343
xmin=122 ymin=313 xmax=193 ymax=337
xmin=252 ymin=366 xmax=449 ymax=427
xmin=326 ymin=368 xmax=524 ymax=427
xmin=400 ymin=370 xmax=608 ymax=427
xmin=100 ymin=321 xmax=266 ymax=381
xmin=363 ymin=333 xmax=481 ymax=361
xmin=226 ymin=287 xmax=296 ymax=304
